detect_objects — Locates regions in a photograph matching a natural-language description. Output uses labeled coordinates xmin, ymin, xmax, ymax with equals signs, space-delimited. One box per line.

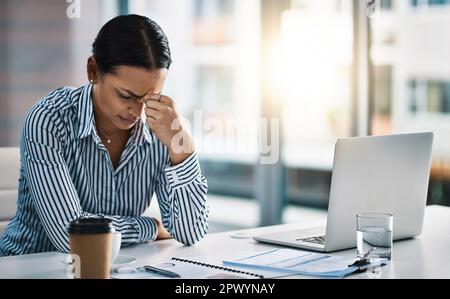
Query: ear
xmin=87 ymin=56 xmax=100 ymax=83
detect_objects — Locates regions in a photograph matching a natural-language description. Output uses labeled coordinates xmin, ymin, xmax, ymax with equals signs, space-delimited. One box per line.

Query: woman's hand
xmin=144 ymin=94 xmax=194 ymax=165
xmin=153 ymin=218 xmax=172 ymax=240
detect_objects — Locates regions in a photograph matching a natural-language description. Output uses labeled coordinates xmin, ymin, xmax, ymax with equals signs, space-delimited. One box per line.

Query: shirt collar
xmin=133 ymin=114 xmax=155 ymax=145
xmin=77 ymin=84 xmax=94 ymax=140
xmin=76 ymin=83 xmax=154 ymax=145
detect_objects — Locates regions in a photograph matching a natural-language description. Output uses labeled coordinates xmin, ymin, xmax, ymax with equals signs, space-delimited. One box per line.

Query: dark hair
xmin=92 ymin=14 xmax=172 ymax=74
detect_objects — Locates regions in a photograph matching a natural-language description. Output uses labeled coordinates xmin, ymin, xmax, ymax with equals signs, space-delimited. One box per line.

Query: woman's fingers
xmin=145 ymin=107 xmax=163 ymax=121
xmin=144 ymin=94 xmax=177 ymax=133
xmin=145 ymin=99 xmax=166 ymax=111
xmin=149 ymin=93 xmax=163 ymax=101
xmin=145 ymin=94 xmax=174 ymax=109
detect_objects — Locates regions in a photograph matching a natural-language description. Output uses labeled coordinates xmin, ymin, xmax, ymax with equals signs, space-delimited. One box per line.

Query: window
xmin=370 ymin=0 xmax=450 ymax=205
xmin=408 ymin=80 xmax=450 ymax=115
xmin=369 ymin=0 xmax=450 ymax=150
xmin=281 ymin=0 xmax=354 ymax=207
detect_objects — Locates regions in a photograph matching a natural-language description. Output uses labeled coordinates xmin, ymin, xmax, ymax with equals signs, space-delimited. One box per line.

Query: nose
xmin=128 ymin=101 xmax=144 ymax=119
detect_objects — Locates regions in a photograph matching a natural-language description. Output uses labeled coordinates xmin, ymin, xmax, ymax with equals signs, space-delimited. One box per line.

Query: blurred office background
xmin=1 ymin=0 xmax=449 ymax=232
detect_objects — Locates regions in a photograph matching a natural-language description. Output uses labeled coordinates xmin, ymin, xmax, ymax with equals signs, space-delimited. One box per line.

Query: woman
xmin=0 ymin=15 xmax=209 ymax=256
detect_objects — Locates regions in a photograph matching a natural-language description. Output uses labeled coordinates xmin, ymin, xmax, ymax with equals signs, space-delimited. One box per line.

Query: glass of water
xmin=356 ymin=213 xmax=393 ymax=260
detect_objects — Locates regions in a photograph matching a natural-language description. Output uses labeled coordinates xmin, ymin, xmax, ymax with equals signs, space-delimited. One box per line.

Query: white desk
xmin=1 ymin=205 xmax=449 ymax=279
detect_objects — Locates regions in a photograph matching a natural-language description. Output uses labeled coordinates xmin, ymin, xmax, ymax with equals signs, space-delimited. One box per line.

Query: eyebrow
xmin=117 ymin=87 xmax=147 ymax=99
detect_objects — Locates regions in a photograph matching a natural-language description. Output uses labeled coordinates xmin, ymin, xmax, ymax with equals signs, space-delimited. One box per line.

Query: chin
xmin=118 ymin=122 xmax=135 ymax=130
xmin=115 ymin=116 xmax=138 ymax=129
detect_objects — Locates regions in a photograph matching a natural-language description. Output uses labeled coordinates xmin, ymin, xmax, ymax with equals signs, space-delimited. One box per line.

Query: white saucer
xmin=111 ymin=255 xmax=137 ymax=270
xmin=61 ymin=255 xmax=137 ymax=272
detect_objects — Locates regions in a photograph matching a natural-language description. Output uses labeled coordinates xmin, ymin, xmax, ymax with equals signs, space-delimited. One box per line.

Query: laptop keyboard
xmin=296 ymin=235 xmax=326 ymax=245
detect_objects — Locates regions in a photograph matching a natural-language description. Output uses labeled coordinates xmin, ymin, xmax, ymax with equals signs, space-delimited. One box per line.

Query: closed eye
xmin=117 ymin=92 xmax=132 ymax=100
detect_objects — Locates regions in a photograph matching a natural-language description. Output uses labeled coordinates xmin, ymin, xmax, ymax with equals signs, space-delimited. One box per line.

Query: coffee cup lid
xmin=68 ymin=217 xmax=113 ymax=234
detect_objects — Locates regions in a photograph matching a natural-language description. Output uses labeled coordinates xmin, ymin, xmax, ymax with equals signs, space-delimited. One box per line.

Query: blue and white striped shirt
xmin=0 ymin=84 xmax=209 ymax=256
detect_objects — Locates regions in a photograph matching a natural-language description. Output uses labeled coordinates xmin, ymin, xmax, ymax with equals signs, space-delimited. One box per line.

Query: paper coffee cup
xmin=68 ymin=218 xmax=113 ymax=279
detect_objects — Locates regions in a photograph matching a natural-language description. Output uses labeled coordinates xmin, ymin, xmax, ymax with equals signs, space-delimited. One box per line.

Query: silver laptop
xmin=254 ymin=132 xmax=434 ymax=252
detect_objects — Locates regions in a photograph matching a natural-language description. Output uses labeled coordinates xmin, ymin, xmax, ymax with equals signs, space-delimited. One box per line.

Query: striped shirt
xmin=0 ymin=84 xmax=209 ymax=256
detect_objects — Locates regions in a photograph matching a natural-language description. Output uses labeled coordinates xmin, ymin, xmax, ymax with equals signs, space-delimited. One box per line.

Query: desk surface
xmin=1 ymin=205 xmax=449 ymax=279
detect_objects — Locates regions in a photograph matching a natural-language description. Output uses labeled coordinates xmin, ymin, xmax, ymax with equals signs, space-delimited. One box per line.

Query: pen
xmin=143 ymin=265 xmax=181 ymax=278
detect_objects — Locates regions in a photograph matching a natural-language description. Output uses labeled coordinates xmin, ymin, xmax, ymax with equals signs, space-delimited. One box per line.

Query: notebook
xmin=110 ymin=256 xmax=287 ymax=279
xmin=169 ymin=257 xmax=265 ymax=279
xmin=223 ymin=248 xmax=388 ymax=278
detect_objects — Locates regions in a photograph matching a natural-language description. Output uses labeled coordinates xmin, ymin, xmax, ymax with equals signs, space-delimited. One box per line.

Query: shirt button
xmin=171 ymin=171 xmax=180 ymax=184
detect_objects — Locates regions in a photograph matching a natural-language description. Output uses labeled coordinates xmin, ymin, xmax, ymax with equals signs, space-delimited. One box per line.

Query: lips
xmin=118 ymin=115 xmax=137 ymax=125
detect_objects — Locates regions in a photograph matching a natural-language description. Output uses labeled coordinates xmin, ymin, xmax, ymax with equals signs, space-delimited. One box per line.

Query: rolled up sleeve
xmin=156 ymin=152 xmax=209 ymax=246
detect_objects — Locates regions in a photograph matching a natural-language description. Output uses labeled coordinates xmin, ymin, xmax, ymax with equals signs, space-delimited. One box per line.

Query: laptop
xmin=254 ymin=132 xmax=434 ymax=252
